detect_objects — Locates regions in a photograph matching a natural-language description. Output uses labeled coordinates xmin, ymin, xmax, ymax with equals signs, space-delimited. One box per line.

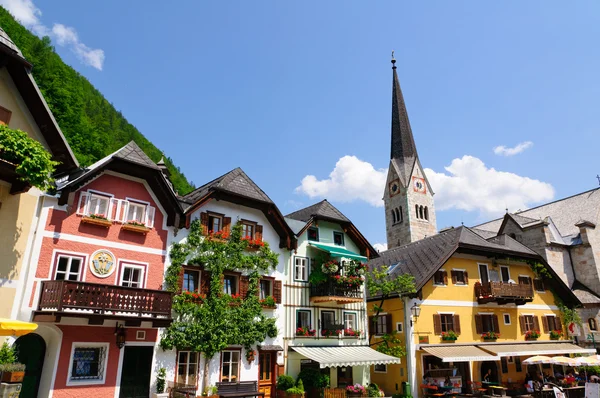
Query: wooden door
xmin=119 ymin=346 xmax=154 ymax=398
xmin=259 ymin=351 xmax=276 ymax=398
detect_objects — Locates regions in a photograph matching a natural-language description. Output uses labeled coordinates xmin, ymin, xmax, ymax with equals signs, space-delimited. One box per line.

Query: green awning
xmin=308 ymin=242 xmax=367 ymax=261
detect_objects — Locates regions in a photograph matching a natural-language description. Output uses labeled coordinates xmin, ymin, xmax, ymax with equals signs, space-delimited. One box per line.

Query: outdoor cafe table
xmin=488 ymin=385 xmax=507 ymax=396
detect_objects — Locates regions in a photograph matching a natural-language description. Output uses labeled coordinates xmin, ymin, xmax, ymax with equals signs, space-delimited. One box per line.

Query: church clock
xmin=389 ymin=179 xmax=400 ymax=197
xmin=412 ymin=176 xmax=426 ymax=194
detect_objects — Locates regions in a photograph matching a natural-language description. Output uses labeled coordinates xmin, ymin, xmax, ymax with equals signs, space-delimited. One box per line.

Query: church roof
xmin=390 ymin=56 xmax=419 ymax=187
xmin=285 ymin=199 xmax=350 ymax=223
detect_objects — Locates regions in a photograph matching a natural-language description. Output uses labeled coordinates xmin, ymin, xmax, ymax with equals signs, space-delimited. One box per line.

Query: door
xmin=480 ymin=361 xmax=498 ymax=383
xmin=15 ymin=333 xmax=45 ymax=398
xmin=259 ymin=351 xmax=276 ymax=398
xmin=479 ymin=264 xmax=489 ymax=284
xmin=119 ymin=346 xmax=154 ymax=398
xmin=337 ymin=366 xmax=353 ymax=388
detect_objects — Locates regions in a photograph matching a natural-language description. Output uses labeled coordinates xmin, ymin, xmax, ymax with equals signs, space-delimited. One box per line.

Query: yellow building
xmin=0 ymin=28 xmax=77 ymax=320
xmin=367 ymin=226 xmax=592 ymax=397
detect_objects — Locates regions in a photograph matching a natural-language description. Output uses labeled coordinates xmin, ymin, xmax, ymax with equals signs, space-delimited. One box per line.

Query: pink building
xmin=14 ymin=142 xmax=182 ymax=398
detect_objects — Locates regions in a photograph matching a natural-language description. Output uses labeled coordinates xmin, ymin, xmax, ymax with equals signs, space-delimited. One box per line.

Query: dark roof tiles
xmin=285 ymin=200 xmax=351 ymax=223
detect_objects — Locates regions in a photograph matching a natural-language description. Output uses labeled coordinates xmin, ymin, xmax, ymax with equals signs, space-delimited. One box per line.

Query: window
xmin=479 ymin=264 xmax=489 ymax=284
xmin=68 ymin=344 xmax=108 ymax=384
xmin=433 ymin=270 xmax=447 ymax=286
xmin=419 ymin=206 xmax=424 ymax=220
xmin=396 ymin=322 xmax=403 ymax=333
xmin=440 ymin=314 xmax=454 ymax=333
xmin=533 ymin=278 xmax=545 ymax=292
xmin=522 ymin=315 xmax=536 ymax=332
xmin=221 ymin=350 xmax=240 ymax=382
xmin=259 ymin=279 xmax=272 ymax=300
xmin=297 ymin=310 xmax=311 ymax=329
xmin=0 ymin=105 xmax=12 ymax=125
xmin=374 ymin=364 xmax=387 ymax=373
xmin=183 ymin=269 xmax=199 ymax=292
xmin=177 ymin=351 xmax=198 ymax=386
xmin=415 ymin=205 xmax=419 ymax=218
xmin=321 ymin=311 xmax=335 ymax=331
xmin=452 ymin=270 xmax=467 ymax=285
xmin=294 ymin=257 xmax=309 ymax=281
xmin=223 ymin=275 xmax=238 ymax=295
xmin=500 ymin=266 xmax=510 ymax=283
xmin=476 ymin=314 xmax=499 ymax=334
xmin=504 ymin=314 xmax=511 ymax=325
xmin=373 ymin=314 xmax=390 ymax=336
xmin=545 ymin=315 xmax=560 ymax=331
xmin=391 ymin=210 xmax=396 ymax=224
xmin=518 ymin=276 xmax=532 ymax=285
xmin=396 ymin=208 xmax=402 ymax=223
xmin=589 ymin=318 xmax=598 ymax=331
xmin=343 ymin=312 xmax=357 ymax=330
xmin=88 ymin=193 xmax=110 ymax=217
xmin=307 ymin=227 xmax=319 ymax=241
xmin=55 ymin=255 xmax=83 ymax=281
xmin=241 ymin=223 xmax=254 ymax=239
xmin=208 ymin=214 xmax=222 ymax=233
xmin=424 ymin=207 xmax=429 ymax=221
xmin=120 ymin=264 xmax=144 ymax=288
xmin=136 ymin=331 xmax=146 ymax=340
xmin=333 ymin=232 xmax=344 ymax=246
xmin=126 ymin=201 xmax=146 ymax=223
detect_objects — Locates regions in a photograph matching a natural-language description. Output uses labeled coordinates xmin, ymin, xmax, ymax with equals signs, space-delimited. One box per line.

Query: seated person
xmin=483 ymin=369 xmax=493 ymax=383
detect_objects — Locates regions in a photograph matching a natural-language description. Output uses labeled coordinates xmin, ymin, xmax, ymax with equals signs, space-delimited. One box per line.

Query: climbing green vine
xmin=374 ymin=331 xmax=406 ymax=358
xmin=0 ymin=124 xmax=59 ymax=190
xmin=161 ymin=220 xmax=279 ymax=390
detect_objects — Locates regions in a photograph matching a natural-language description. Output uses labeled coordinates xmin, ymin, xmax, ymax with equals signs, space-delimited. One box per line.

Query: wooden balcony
xmin=474 ymin=281 xmax=534 ymax=305
xmin=33 ymin=280 xmax=173 ymax=327
xmin=309 ymin=281 xmax=363 ymax=304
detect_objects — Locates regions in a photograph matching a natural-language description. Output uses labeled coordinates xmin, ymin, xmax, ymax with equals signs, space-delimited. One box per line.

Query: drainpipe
xmin=403 ymin=296 xmax=416 ymax=398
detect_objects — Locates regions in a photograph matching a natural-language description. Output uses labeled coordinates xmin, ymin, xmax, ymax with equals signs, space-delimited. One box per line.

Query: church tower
xmin=384 ymin=55 xmax=437 ymax=250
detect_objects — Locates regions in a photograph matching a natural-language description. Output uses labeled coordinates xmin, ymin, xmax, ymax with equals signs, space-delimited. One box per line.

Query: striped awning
xmin=292 ymin=346 xmax=400 ymax=368
xmin=422 ymin=345 xmax=500 ymax=362
xmin=482 ymin=343 xmax=596 ymax=357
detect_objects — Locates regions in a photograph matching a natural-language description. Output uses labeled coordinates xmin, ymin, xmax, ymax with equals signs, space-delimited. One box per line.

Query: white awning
xmin=422 ymin=345 xmax=500 ymax=362
xmin=482 ymin=343 xmax=596 ymax=357
xmin=292 ymin=346 xmax=401 ymax=368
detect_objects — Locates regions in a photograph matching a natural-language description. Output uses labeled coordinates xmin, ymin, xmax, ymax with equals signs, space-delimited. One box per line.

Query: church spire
xmin=390 ymin=52 xmax=419 ymax=185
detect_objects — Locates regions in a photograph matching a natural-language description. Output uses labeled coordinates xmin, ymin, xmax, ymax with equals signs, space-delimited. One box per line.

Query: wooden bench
xmin=217 ymin=381 xmax=265 ymax=398
xmin=168 ymin=381 xmax=197 ymax=398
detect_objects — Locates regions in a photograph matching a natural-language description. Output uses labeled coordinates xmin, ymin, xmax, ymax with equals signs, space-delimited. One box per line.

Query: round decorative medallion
xmin=90 ymin=249 xmax=117 ymax=278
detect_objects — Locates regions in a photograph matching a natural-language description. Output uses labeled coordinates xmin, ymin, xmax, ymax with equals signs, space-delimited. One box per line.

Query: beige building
xmin=0 ymin=28 xmax=77 ymax=319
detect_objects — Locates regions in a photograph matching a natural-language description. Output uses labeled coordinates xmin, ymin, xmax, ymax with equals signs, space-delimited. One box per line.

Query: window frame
xmin=374 ymin=314 xmax=389 ymax=336
xmin=343 ymin=311 xmax=357 ymax=330
xmin=479 ymin=313 xmax=495 ymax=333
xmin=240 ymin=220 xmax=256 ymax=239
xmin=207 ymin=212 xmax=224 ymax=233
xmin=452 ymin=268 xmax=467 ymax=286
xmin=534 ymin=278 xmax=546 ymax=293
xmin=321 ymin=310 xmax=336 ymax=331
xmin=374 ymin=364 xmax=387 ymax=373
xmin=503 ymin=314 xmax=511 ymax=325
xmin=177 ymin=351 xmax=199 ymax=386
xmin=296 ymin=309 xmax=312 ymax=329
xmin=589 ymin=318 xmax=598 ymax=331
xmin=546 ymin=314 xmax=558 ymax=331
xmin=294 ymin=256 xmax=309 ymax=282
xmin=307 ymin=227 xmax=319 ymax=242
xmin=523 ymin=314 xmax=535 ymax=332
xmin=66 ymin=342 xmax=110 ymax=386
xmin=87 ymin=191 xmax=112 ymax=217
xmin=439 ymin=313 xmax=455 ymax=333
xmin=259 ymin=278 xmax=273 ymax=300
xmin=223 ymin=274 xmax=239 ymax=295
xmin=500 ymin=265 xmax=511 ymax=283
xmin=53 ymin=253 xmax=85 ymax=281
xmin=396 ymin=322 xmax=403 ymax=333
xmin=220 ymin=349 xmax=241 ymax=382
xmin=182 ymin=269 xmax=200 ymax=293
xmin=333 ymin=231 xmax=345 ymax=246
xmin=118 ymin=261 xmax=147 ymax=288
xmin=433 ymin=269 xmax=447 ymax=286
xmin=478 ymin=263 xmax=490 ymax=284
xmin=124 ymin=198 xmax=148 ymax=224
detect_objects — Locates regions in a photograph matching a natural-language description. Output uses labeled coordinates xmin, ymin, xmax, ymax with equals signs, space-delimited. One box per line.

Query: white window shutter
xmin=108 ymin=198 xmax=118 ymax=221
xmin=114 ymin=199 xmax=122 ymax=222
xmin=76 ymin=192 xmax=89 ymax=215
xmin=146 ymin=206 xmax=155 ymax=228
xmin=119 ymin=201 xmax=129 ymax=223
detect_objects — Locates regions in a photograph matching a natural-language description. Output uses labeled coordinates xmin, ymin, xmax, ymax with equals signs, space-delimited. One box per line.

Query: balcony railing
xmin=309 ymin=281 xmax=363 ymax=303
xmin=36 ymin=280 xmax=172 ymax=321
xmin=474 ymin=281 xmax=534 ymax=305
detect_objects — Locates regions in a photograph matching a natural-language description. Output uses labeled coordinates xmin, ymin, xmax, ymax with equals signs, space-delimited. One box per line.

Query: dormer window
xmin=126 ymin=201 xmax=146 ymax=223
xmin=307 ymin=227 xmax=319 ymax=241
xmin=333 ymin=232 xmax=344 ymax=246
xmin=88 ymin=193 xmax=110 ymax=218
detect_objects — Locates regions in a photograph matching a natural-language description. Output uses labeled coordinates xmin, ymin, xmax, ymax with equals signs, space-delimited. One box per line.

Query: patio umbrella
xmin=523 ymin=356 xmax=554 ymax=380
xmin=0 ymin=318 xmax=37 ymax=336
xmin=574 ymin=356 xmax=600 ymax=381
xmin=551 ymin=356 xmax=577 ymax=380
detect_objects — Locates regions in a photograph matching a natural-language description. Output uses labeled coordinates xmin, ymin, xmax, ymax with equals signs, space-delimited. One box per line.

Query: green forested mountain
xmin=0 ymin=7 xmax=194 ymax=195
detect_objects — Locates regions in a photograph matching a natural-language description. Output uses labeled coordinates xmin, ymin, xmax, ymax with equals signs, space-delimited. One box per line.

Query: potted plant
xmin=202 ymin=385 xmax=219 ymax=398
xmin=321 ymin=260 xmax=340 ymax=275
xmin=246 ymin=349 xmax=256 ymax=364
xmin=346 ymin=384 xmax=367 ymax=397
xmin=242 ymin=236 xmax=265 ymax=251
xmin=441 ymin=330 xmax=458 ymax=341
xmin=295 ymin=327 xmax=316 ymax=337
xmin=260 ymin=296 xmax=277 ymax=309
xmin=321 ymin=329 xmax=342 ymax=338
xmin=344 ymin=328 xmax=362 ymax=337
xmin=482 ymin=331 xmax=500 ymax=341
xmin=0 ymin=343 xmax=25 ymax=383
xmin=277 ymin=375 xmax=295 ymax=398
xmin=152 ymin=367 xmax=168 ymax=398
xmin=550 ymin=330 xmax=563 ymax=340
xmin=286 ymin=379 xmax=305 ymax=398
xmin=525 ymin=330 xmax=541 ymax=340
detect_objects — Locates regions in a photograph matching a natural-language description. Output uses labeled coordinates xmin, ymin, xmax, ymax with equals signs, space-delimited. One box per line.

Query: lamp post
xmin=404 ymin=299 xmax=421 ymax=398
xmin=115 ymin=324 xmax=126 ymax=349
xmin=410 ymin=303 xmax=421 ymax=326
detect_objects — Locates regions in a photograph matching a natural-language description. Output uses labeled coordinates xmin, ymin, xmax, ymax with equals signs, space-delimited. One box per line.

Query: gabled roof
xmin=0 ymin=27 xmax=77 ymax=172
xmin=367 ymin=226 xmax=575 ymax=303
xmin=285 ymin=199 xmax=350 ymax=223
xmin=182 ymin=167 xmax=273 ymax=207
xmin=181 ymin=167 xmax=295 ymax=249
xmin=571 ymin=281 xmax=600 ymax=305
xmin=474 ymin=188 xmax=600 ymax=237
xmin=56 ymin=141 xmax=183 ymax=226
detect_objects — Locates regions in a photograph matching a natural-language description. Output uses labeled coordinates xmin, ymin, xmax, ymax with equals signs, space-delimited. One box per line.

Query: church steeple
xmin=390 ymin=54 xmax=419 ymax=187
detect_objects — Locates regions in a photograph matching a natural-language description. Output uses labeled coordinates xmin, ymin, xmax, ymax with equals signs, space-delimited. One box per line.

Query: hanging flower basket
xmin=321 ymin=260 xmax=340 ymax=274
xmin=246 ymin=349 xmax=256 ymax=364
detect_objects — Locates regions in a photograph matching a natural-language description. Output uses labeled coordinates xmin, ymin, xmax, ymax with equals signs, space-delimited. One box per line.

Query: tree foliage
xmin=0 ymin=124 xmax=58 ymax=189
xmin=0 ymin=7 xmax=194 ymax=194
xmin=160 ymin=220 xmax=279 ymax=388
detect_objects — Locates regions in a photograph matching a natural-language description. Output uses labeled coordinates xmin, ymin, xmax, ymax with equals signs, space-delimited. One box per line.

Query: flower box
xmin=525 ymin=330 xmax=541 ymax=340
xmin=441 ymin=330 xmax=458 ymax=341
xmin=1 ymin=371 xmax=24 ymax=383
xmin=295 ymin=327 xmax=316 ymax=337
xmin=81 ymin=215 xmax=112 ymax=228
xmin=122 ymin=223 xmax=151 ymax=234
xmin=550 ymin=330 xmax=563 ymax=340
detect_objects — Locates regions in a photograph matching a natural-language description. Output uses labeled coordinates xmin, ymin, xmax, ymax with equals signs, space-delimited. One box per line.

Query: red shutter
xmin=273 ymin=280 xmax=282 ymax=303
xmin=519 ymin=315 xmax=526 ymax=334
xmin=239 ymin=276 xmax=249 ymax=298
xmin=433 ymin=314 xmax=442 ymax=335
xmin=453 ymin=315 xmax=461 ymax=334
xmin=256 ymin=225 xmax=263 ymax=241
xmin=223 ymin=217 xmax=232 ymax=235
xmin=542 ymin=316 xmax=549 ymax=333
xmin=385 ymin=314 xmax=393 ymax=334
xmin=200 ymin=270 xmax=211 ymax=296
xmin=464 ymin=271 xmax=469 ymax=284
xmin=492 ymin=315 xmax=500 ymax=333
xmin=533 ymin=316 xmax=541 ymax=332
xmin=443 ymin=271 xmax=448 ymax=286
xmin=475 ymin=315 xmax=483 ymax=334
xmin=200 ymin=212 xmax=209 ymax=235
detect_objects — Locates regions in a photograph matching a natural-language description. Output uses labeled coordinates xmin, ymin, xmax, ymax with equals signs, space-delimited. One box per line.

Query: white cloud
xmin=424 ymin=155 xmax=554 ymax=216
xmin=493 ymin=141 xmax=533 ymax=156
xmin=295 ymin=155 xmax=387 ymax=207
xmin=295 ymin=154 xmax=555 ymax=219
xmin=0 ymin=0 xmax=105 ymax=70
xmin=373 ymin=243 xmax=387 ymax=252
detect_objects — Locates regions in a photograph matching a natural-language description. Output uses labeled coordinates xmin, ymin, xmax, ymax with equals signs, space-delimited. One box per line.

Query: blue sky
xmin=5 ymin=1 xmax=600 ymax=249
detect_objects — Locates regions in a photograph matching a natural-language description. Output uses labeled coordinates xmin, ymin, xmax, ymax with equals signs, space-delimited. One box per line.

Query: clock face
xmin=412 ymin=177 xmax=426 ymax=194
xmin=388 ymin=179 xmax=400 ymax=197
